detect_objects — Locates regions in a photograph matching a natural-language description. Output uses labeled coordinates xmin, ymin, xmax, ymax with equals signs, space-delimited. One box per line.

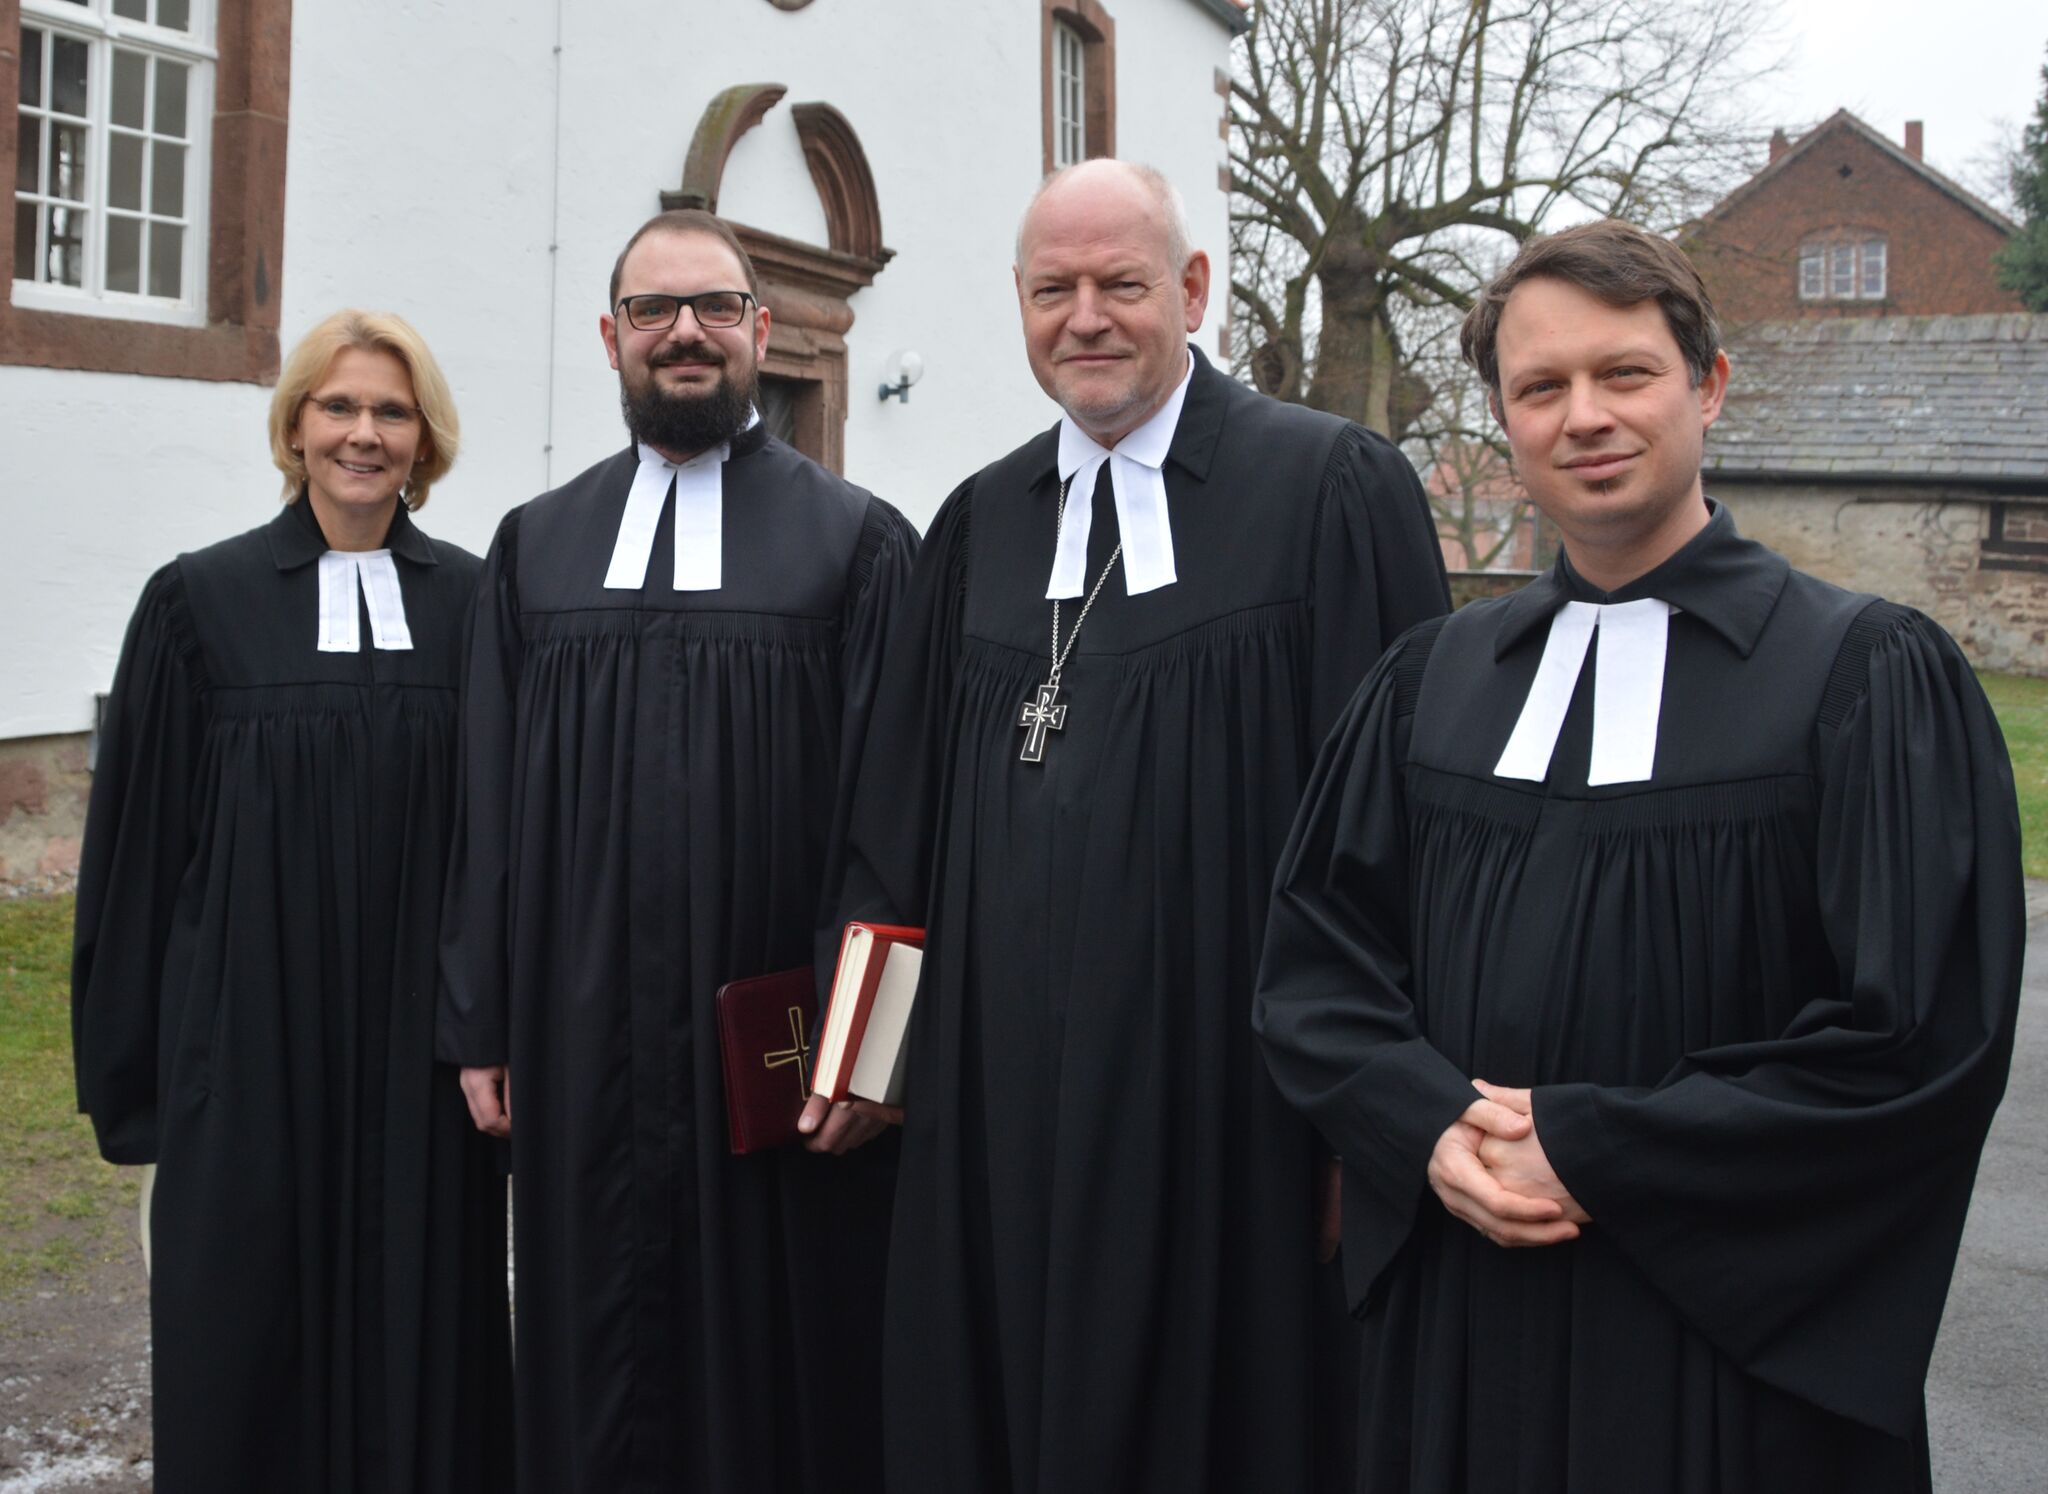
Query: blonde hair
xmin=268 ymin=309 xmax=460 ymax=509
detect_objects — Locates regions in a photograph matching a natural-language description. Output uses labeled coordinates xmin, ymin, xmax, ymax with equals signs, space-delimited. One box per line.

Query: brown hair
xmin=1460 ymin=220 xmax=1722 ymax=401
xmin=269 ymin=309 xmax=459 ymax=509
xmin=608 ymin=208 xmax=761 ymax=308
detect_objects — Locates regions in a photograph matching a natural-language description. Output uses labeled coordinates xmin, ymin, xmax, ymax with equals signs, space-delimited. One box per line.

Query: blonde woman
xmin=72 ymin=310 xmax=511 ymax=1493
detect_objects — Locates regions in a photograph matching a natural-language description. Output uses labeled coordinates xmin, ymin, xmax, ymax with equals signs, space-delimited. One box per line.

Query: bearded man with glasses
xmin=439 ymin=208 xmax=916 ymax=1493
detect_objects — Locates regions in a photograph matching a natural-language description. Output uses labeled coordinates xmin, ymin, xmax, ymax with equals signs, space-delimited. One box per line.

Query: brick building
xmin=1706 ymin=315 xmax=2048 ymax=675
xmin=1684 ymin=111 xmax=2020 ymax=327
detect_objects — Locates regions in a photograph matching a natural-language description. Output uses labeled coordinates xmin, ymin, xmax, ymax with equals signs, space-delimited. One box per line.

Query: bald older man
xmin=808 ymin=160 xmax=1449 ymax=1492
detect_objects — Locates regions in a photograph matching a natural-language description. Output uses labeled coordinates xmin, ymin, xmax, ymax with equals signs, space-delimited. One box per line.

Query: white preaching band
xmin=1495 ymin=598 xmax=1673 ymax=787
xmin=1046 ymin=352 xmax=1190 ymax=599
xmin=604 ymin=409 xmax=764 ymax=594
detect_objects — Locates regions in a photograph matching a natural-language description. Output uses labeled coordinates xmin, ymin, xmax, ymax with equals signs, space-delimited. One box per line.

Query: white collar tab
xmin=316 ymin=549 xmax=413 ymax=652
xmin=1493 ymin=598 xmax=1672 ymax=786
xmin=1046 ymin=354 xmax=1193 ymax=599
xmin=603 ymin=410 xmax=759 ymax=593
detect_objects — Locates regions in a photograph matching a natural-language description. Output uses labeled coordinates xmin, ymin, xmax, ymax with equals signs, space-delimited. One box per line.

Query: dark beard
xmin=620 ymin=347 xmax=757 ymax=455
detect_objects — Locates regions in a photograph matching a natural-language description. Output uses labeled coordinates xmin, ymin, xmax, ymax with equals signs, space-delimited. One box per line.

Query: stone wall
xmin=1448 ymin=569 xmax=1541 ymax=610
xmin=0 ymin=732 xmax=90 ymax=891
xmin=1717 ymin=485 xmax=2048 ymax=675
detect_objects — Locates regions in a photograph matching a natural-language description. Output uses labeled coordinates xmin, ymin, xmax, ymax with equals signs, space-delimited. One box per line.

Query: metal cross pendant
xmin=1017 ymin=680 xmax=1068 ymax=764
xmin=762 ymin=1005 xmax=813 ymax=1099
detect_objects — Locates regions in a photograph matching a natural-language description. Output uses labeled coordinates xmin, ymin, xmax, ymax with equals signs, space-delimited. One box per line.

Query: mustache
xmin=649 ymin=342 xmax=727 ymax=368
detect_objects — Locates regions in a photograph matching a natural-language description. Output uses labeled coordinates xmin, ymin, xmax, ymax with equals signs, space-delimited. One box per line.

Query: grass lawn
xmin=0 ymin=895 xmax=134 ymax=1297
xmin=1980 ymin=671 xmax=2048 ymax=880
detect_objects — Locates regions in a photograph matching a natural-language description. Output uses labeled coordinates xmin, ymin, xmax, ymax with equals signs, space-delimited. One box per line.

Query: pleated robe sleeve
xmin=1253 ymin=622 xmax=1487 ymax=1303
xmin=72 ymin=563 xmax=209 ymax=1165
xmin=1306 ymin=425 xmax=1450 ymax=745
xmin=811 ymin=499 xmax=922 ymax=989
xmin=825 ymin=481 xmax=973 ymax=955
xmin=437 ymin=509 xmax=525 ymax=1067
xmin=1534 ymin=605 xmax=2024 ymax=1438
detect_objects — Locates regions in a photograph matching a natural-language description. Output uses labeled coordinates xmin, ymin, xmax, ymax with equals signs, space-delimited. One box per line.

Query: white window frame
xmin=14 ymin=0 xmax=216 ymax=327
xmin=1797 ymin=245 xmax=1824 ymax=300
xmin=1829 ymin=243 xmax=1856 ymax=299
xmin=1053 ymin=19 xmax=1085 ymax=168
xmin=1799 ymin=234 xmax=1889 ymax=304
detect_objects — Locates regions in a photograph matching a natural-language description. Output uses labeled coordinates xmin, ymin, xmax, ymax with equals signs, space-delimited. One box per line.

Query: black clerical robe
xmin=437 ymin=426 xmax=917 ymax=1494
xmin=72 ymin=500 xmax=512 ymax=1494
xmin=835 ymin=347 xmax=1451 ymax=1492
xmin=1255 ymin=504 xmax=2022 ymax=1493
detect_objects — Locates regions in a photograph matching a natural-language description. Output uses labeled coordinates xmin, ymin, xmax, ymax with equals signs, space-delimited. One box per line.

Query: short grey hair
xmin=1014 ymin=159 xmax=1194 ymax=273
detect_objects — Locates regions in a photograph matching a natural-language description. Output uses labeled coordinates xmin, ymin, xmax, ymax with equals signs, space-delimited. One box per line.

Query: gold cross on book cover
xmin=714 ymin=969 xmax=819 ymax=1154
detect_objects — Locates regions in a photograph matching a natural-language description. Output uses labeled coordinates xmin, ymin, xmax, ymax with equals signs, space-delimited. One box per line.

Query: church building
xmin=0 ymin=0 xmax=1248 ymax=885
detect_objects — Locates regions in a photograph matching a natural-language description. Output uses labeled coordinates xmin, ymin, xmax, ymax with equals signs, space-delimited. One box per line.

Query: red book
xmin=813 ymin=923 xmax=926 ymax=1106
xmin=714 ymin=968 xmax=819 ymax=1155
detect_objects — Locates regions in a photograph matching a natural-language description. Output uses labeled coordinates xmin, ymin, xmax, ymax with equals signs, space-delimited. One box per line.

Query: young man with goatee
xmin=438 ymin=209 xmax=916 ymax=1493
xmin=1255 ymin=218 xmax=2021 ymax=1493
xmin=808 ymin=159 xmax=1449 ymax=1492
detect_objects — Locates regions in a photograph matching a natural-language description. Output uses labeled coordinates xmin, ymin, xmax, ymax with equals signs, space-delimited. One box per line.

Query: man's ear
xmin=1180 ymin=249 xmax=1211 ymax=333
xmin=1697 ymin=348 xmax=1732 ymax=429
xmin=599 ymin=313 xmax=622 ymax=372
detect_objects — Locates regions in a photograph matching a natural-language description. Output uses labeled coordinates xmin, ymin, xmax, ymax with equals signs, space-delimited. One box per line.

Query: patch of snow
xmin=0 ymin=1450 xmax=140 ymax=1492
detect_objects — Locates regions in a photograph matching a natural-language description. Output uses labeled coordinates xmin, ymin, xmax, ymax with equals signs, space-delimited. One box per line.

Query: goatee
xmin=621 ymin=346 xmax=758 ymax=455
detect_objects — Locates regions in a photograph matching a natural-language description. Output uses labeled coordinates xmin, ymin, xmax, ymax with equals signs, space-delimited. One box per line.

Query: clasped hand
xmin=1427 ymin=1080 xmax=1589 ymax=1248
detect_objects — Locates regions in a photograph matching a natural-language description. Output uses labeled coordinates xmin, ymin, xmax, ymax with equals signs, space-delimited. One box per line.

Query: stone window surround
xmin=1041 ymin=0 xmax=1114 ymax=176
xmin=0 ymin=0 xmax=290 ymax=383
xmin=662 ymin=83 xmax=892 ymax=477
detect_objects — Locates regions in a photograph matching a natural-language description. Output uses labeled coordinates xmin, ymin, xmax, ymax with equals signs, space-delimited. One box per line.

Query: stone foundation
xmin=0 ymin=732 xmax=91 ymax=891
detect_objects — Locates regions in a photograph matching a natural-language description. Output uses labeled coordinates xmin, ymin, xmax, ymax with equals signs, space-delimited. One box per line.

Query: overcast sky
xmin=1772 ymin=0 xmax=2045 ymax=205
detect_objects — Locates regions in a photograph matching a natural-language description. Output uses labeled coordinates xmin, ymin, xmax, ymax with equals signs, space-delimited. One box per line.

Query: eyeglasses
xmin=616 ymin=290 xmax=756 ymax=332
xmin=303 ymin=396 xmax=422 ymax=428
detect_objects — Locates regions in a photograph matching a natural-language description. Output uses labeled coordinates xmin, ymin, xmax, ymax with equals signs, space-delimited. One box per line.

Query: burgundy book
xmin=714 ymin=967 xmax=819 ymax=1155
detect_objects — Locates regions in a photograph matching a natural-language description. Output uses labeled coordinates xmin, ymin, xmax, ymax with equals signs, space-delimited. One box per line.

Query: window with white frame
xmin=1797 ymin=235 xmax=1887 ymax=302
xmin=14 ymin=0 xmax=213 ymax=322
xmin=1053 ymin=19 xmax=1085 ymax=167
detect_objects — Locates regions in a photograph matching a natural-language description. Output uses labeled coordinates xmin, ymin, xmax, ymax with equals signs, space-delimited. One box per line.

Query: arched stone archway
xmin=662 ymin=86 xmax=893 ymax=474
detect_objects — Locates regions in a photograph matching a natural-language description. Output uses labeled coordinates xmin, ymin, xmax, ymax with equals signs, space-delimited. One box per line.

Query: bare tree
xmin=1230 ymin=0 xmax=1777 ymax=438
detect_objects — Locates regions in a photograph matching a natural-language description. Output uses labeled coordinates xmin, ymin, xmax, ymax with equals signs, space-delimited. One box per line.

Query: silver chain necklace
xmin=1017 ymin=475 xmax=1121 ymax=764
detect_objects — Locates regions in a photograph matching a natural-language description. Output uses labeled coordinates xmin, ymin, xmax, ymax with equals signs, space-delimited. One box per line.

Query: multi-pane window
xmin=1797 ymin=235 xmax=1887 ymax=302
xmin=1053 ymin=20 xmax=1085 ymax=168
xmin=14 ymin=0 xmax=213 ymax=318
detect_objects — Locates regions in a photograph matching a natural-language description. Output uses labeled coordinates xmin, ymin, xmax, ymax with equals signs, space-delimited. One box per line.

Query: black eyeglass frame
xmin=615 ymin=290 xmax=758 ymax=332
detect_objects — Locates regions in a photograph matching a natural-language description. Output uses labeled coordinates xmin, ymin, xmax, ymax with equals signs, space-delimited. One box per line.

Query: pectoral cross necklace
xmin=1019 ymin=475 xmax=1121 ymax=764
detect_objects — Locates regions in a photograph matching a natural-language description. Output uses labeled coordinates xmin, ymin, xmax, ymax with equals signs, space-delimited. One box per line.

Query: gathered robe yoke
xmin=436 ymin=423 xmax=918 ymax=1494
xmin=1255 ymin=505 xmax=2024 ymax=1493
xmin=71 ymin=499 xmax=512 ymax=1494
xmin=835 ymin=347 xmax=1453 ymax=1493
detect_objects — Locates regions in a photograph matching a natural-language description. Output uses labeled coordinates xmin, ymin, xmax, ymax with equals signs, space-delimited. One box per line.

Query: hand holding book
xmin=798 ymin=1092 xmax=902 ymax=1155
xmin=798 ymin=921 xmax=925 ymax=1154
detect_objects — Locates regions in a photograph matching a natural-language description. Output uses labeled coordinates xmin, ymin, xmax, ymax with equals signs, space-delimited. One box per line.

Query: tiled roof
xmin=1704 ymin=314 xmax=2048 ymax=486
xmin=1691 ymin=110 xmax=2017 ymax=237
